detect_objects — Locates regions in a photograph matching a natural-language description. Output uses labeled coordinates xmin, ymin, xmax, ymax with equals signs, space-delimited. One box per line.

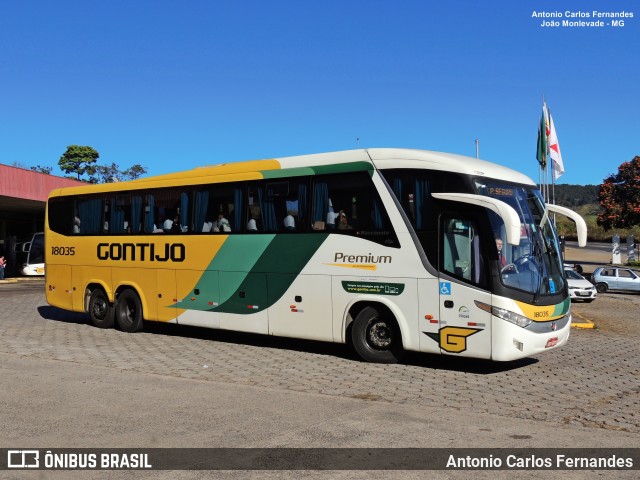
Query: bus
xmin=17 ymin=232 xmax=45 ymax=276
xmin=45 ymin=148 xmax=587 ymax=363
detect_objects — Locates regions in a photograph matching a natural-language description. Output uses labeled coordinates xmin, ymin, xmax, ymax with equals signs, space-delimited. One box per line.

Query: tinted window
xmin=311 ymin=171 xmax=398 ymax=247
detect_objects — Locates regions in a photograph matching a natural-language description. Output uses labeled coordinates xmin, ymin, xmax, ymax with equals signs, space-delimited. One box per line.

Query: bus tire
xmin=115 ymin=289 xmax=144 ymax=333
xmin=596 ymin=283 xmax=608 ymax=293
xmin=351 ymin=305 xmax=403 ymax=364
xmin=88 ymin=289 xmax=114 ymax=329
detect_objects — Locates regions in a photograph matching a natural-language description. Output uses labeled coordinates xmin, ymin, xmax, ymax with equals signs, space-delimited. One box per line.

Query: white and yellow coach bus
xmin=45 ymin=148 xmax=587 ymax=363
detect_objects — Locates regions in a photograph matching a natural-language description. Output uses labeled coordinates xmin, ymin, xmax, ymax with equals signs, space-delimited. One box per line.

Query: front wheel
xmin=115 ymin=289 xmax=144 ymax=332
xmin=351 ymin=306 xmax=403 ymax=364
xmin=88 ymin=289 xmax=114 ymax=328
xmin=596 ymin=283 xmax=608 ymax=293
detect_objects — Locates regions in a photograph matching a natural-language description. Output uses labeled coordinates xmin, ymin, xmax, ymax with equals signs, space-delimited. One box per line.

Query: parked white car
xmin=564 ymin=268 xmax=597 ymax=303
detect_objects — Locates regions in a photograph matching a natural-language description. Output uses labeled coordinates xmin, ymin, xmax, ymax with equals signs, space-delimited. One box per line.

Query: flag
xmin=536 ymin=102 xmax=549 ymax=168
xmin=548 ymin=112 xmax=564 ymax=180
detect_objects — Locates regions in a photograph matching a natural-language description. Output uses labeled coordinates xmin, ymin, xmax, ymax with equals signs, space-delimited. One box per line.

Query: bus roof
xmin=48 ymin=148 xmax=536 ymax=198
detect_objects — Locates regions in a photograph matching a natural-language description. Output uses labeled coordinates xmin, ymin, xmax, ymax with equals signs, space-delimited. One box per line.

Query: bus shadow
xmin=141 ymin=322 xmax=538 ymax=373
xmin=38 ymin=305 xmax=91 ymax=325
xmin=143 ymin=320 xmax=361 ymax=362
xmin=401 ymin=351 xmax=538 ymax=373
xmin=37 ymin=306 xmax=538 ymax=373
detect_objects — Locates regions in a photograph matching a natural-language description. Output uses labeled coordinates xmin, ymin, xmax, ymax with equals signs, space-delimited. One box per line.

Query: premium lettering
xmin=97 ymin=243 xmax=185 ymax=262
xmin=334 ymin=252 xmax=392 ymax=264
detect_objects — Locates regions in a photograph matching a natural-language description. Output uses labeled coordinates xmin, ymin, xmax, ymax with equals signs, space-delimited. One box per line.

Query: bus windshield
xmin=475 ymin=180 xmax=565 ymax=296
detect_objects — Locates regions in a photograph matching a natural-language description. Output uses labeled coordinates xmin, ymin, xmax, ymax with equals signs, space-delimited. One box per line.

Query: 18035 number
xmin=51 ymin=246 xmax=75 ymax=256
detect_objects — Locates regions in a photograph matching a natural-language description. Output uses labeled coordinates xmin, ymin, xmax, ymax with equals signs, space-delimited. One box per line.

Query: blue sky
xmin=1 ymin=0 xmax=638 ymax=185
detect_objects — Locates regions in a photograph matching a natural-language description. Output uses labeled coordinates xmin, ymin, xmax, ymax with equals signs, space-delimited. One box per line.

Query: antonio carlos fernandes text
xmin=446 ymin=454 xmax=633 ymax=469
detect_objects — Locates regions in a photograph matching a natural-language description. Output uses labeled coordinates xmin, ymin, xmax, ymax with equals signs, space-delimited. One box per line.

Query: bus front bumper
xmin=491 ymin=315 xmax=571 ymax=361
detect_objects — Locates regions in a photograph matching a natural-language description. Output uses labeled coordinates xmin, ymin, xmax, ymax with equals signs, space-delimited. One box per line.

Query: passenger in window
xmin=170 ymin=215 xmax=181 ymax=234
xmin=218 ymin=213 xmax=232 ymax=232
xmin=337 ymin=210 xmax=352 ymax=230
xmin=163 ymin=216 xmax=174 ymax=233
xmin=326 ymin=199 xmax=338 ymax=230
xmin=73 ymin=216 xmax=81 ymax=234
xmin=202 ymin=218 xmax=213 ymax=233
xmin=284 ymin=214 xmax=295 ymax=231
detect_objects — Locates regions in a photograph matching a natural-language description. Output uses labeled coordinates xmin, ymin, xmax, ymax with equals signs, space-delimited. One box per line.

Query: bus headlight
xmin=492 ymin=306 xmax=532 ymax=328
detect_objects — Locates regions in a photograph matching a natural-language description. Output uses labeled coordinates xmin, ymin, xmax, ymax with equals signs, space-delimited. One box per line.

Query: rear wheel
xmin=596 ymin=283 xmax=608 ymax=293
xmin=115 ymin=289 xmax=144 ymax=332
xmin=88 ymin=289 xmax=114 ymax=328
xmin=351 ymin=306 xmax=403 ymax=364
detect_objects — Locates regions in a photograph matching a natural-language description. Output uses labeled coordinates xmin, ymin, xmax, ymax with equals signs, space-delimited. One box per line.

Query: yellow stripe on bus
xmin=514 ymin=300 xmax=567 ymax=322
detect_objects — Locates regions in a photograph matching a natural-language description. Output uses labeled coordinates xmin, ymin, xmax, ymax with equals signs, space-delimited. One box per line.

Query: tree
xmin=597 ymin=156 xmax=640 ymax=231
xmin=58 ymin=145 xmax=99 ymax=180
xmin=122 ymin=164 xmax=147 ymax=180
xmin=94 ymin=163 xmax=122 ymax=183
xmin=30 ymin=165 xmax=53 ymax=174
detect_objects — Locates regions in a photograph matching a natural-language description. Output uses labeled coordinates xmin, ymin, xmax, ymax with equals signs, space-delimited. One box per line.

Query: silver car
xmin=591 ymin=267 xmax=640 ymax=294
xmin=564 ymin=268 xmax=597 ymax=302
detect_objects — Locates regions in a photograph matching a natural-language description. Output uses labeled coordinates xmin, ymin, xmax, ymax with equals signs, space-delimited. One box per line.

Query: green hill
xmin=551 ymin=184 xmax=640 ymax=241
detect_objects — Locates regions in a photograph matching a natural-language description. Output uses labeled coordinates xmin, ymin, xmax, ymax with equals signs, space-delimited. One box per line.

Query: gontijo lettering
xmin=97 ymin=243 xmax=185 ymax=262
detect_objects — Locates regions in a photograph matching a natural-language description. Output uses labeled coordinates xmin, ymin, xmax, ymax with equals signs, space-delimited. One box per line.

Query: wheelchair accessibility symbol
xmin=439 ymin=282 xmax=451 ymax=295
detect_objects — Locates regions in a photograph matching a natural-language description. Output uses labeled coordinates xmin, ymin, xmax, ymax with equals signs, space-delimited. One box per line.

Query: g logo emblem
xmin=425 ymin=326 xmax=481 ymax=353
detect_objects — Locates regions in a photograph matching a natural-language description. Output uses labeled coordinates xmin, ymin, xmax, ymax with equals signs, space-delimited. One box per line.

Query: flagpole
xmin=547 ymin=107 xmax=556 ymax=205
xmin=544 ymin=96 xmax=548 ymax=203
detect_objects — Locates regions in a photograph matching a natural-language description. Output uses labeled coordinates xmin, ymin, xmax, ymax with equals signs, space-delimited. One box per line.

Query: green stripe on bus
xmin=260 ymin=167 xmax=316 ymax=179
xmin=259 ymin=161 xmax=373 ymax=179
xmin=217 ymin=233 xmax=328 ymax=314
xmin=176 ymin=233 xmax=328 ymax=314
xmin=174 ymin=235 xmax=275 ymax=311
xmin=310 ymin=162 xmax=373 ymax=175
xmin=554 ymin=298 xmax=570 ymax=317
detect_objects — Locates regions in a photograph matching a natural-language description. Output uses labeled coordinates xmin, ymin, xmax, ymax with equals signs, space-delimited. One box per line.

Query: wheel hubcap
xmin=367 ymin=320 xmax=393 ymax=349
xmin=93 ymin=299 xmax=107 ymax=319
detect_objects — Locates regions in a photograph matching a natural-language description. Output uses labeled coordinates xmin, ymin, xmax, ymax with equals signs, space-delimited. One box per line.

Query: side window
xmin=311 ymin=171 xmax=398 ymax=247
xmin=150 ymin=189 xmax=189 ymax=234
xmin=107 ymin=195 xmax=130 ymax=234
xmin=246 ymin=178 xmax=310 ymax=233
xmin=48 ymin=197 xmax=74 ymax=235
xmin=618 ymin=269 xmax=633 ymax=279
xmin=76 ymin=197 xmax=105 ymax=234
xmin=441 ymin=216 xmax=485 ymax=287
xmin=208 ymin=183 xmax=241 ymax=233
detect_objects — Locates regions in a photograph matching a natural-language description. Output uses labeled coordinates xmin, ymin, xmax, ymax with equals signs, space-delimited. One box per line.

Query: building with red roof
xmin=0 ymin=164 xmax=83 ymax=275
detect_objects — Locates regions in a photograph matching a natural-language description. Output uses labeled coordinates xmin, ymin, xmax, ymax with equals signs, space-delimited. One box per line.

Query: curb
xmin=571 ymin=310 xmax=596 ymax=329
xmin=0 ymin=277 xmax=44 ymax=285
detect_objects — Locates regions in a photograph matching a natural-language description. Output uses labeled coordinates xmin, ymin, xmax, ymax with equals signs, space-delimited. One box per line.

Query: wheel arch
xmin=83 ymin=281 xmax=112 ymax=313
xmin=343 ymin=297 xmax=415 ymax=351
xmin=113 ymin=282 xmax=148 ymax=321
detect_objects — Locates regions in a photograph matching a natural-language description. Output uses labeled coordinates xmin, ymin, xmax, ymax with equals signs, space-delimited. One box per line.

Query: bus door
xmin=437 ymin=215 xmax=492 ymax=359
